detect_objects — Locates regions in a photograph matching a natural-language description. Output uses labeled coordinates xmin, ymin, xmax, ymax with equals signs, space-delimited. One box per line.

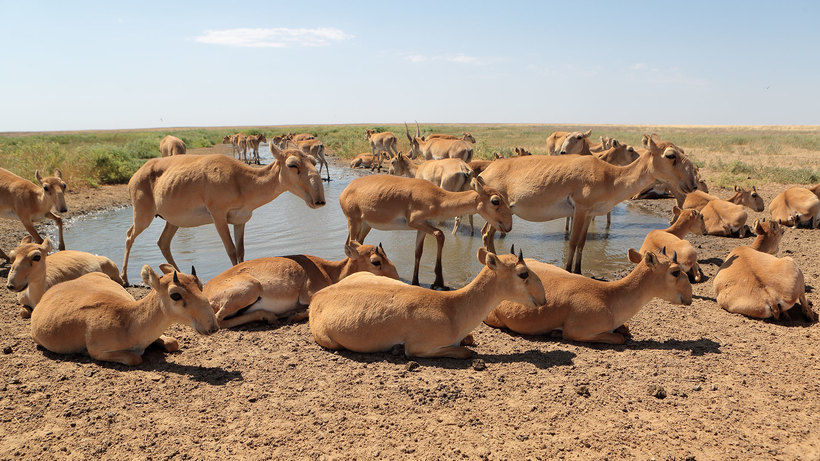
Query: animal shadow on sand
xmin=335 ymin=347 xmax=576 ymax=371
xmin=37 ymin=344 xmax=243 ymax=385
xmin=508 ymin=329 xmax=722 ymax=357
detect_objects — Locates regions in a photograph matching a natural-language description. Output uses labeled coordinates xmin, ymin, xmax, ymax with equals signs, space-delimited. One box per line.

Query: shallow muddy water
xmin=55 ymin=147 xmax=671 ymax=286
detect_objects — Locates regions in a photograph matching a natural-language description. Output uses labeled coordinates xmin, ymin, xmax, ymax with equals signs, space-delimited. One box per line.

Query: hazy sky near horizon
xmin=1 ymin=1 xmax=819 ymax=131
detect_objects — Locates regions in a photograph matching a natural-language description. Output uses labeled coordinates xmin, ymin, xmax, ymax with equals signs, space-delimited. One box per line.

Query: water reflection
xmin=55 ymin=146 xmax=672 ymax=286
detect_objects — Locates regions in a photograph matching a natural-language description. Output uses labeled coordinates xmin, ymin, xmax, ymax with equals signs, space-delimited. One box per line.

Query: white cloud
xmin=195 ymin=27 xmax=352 ymax=48
xmin=402 ymin=53 xmax=488 ymax=65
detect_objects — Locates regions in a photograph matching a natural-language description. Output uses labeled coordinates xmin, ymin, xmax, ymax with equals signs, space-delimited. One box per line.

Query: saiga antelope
xmin=0 ymin=168 xmax=68 ymax=251
xmin=120 ymin=146 xmax=325 ymax=285
xmin=159 ymin=135 xmax=186 ymax=157
xmin=485 ymin=248 xmax=692 ymax=344
xmin=769 ymin=184 xmax=820 ymax=227
xmin=31 ymin=265 xmax=218 ymax=366
xmin=387 ymin=154 xmax=476 ymax=235
xmin=405 ymin=122 xmax=473 ymax=163
xmin=425 ymin=132 xmax=476 ymax=143
xmin=339 ymin=174 xmax=512 ymax=289
xmin=309 ymin=246 xmax=546 ymax=358
xmin=6 ymin=236 xmax=123 ymax=318
xmin=638 ymin=207 xmax=706 ymax=282
xmin=479 ymin=135 xmax=698 ymax=273
xmin=365 ymin=129 xmax=399 ymax=172
xmin=290 ymin=137 xmax=331 ymax=181
xmin=558 ymin=130 xmax=608 ymax=155
xmin=205 ymin=241 xmax=400 ymax=328
xmin=713 ymin=219 xmax=816 ymax=321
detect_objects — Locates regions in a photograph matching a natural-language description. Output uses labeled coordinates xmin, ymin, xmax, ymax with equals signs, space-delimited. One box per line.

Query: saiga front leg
xmin=410 ymin=221 xmax=447 ymax=290
xmin=46 ymin=211 xmax=66 ymax=250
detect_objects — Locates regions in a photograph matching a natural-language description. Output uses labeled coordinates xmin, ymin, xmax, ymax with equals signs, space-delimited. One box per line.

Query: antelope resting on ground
xmin=638 ymin=207 xmax=706 ymax=282
xmin=31 ymin=265 xmax=218 ymax=366
xmin=558 ymin=130 xmax=609 ymax=155
xmin=713 ymin=220 xmax=816 ymax=321
xmin=290 ymin=137 xmax=330 ymax=181
xmin=339 ymin=174 xmax=512 ymax=289
xmin=350 ymin=152 xmax=390 ymax=169
xmin=479 ymin=135 xmax=699 ymax=273
xmin=405 ymin=122 xmax=473 ymax=163
xmin=680 ymin=187 xmax=762 ymax=237
xmin=121 ymin=146 xmax=325 ymax=285
xmin=769 ymin=184 xmax=820 ymax=227
xmin=388 ymin=154 xmax=476 ymax=235
xmin=0 ymin=168 xmax=68 ymax=251
xmin=485 ymin=249 xmax=692 ymax=344
xmin=425 ymin=132 xmax=476 ymax=143
xmin=309 ymin=246 xmax=546 ymax=358
xmin=205 ymin=241 xmax=400 ymax=328
xmin=6 ymin=236 xmax=123 ymax=318
xmin=365 ymin=129 xmax=399 ymax=172
xmin=159 ymin=135 xmax=186 ymax=157
xmin=290 ymin=133 xmax=316 ymax=142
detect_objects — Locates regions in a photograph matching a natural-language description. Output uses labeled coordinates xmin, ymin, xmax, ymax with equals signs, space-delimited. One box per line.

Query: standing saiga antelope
xmin=479 ymin=135 xmax=699 ymax=274
xmin=309 ymin=246 xmax=546 ymax=358
xmin=205 ymin=241 xmax=400 ymax=328
xmin=159 ymin=135 xmax=186 ymax=157
xmin=339 ymin=174 xmax=512 ymax=289
xmin=0 ymin=168 xmax=68 ymax=251
xmin=405 ymin=122 xmax=473 ymax=163
xmin=289 ymin=137 xmax=331 ymax=181
xmin=365 ymin=129 xmax=399 ymax=172
xmin=120 ymin=146 xmax=326 ymax=285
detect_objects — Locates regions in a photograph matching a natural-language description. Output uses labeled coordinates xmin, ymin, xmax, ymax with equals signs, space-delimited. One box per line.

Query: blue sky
xmin=1 ymin=0 xmax=818 ymax=131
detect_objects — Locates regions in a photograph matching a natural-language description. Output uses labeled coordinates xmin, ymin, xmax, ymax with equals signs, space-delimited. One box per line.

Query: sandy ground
xmin=0 ymin=158 xmax=818 ymax=460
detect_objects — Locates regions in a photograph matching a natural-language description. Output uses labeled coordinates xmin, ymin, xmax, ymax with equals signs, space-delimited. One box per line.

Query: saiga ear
xmin=627 ymin=248 xmax=642 ymax=264
xmin=344 ymin=240 xmax=361 ymax=258
xmin=141 ymin=265 xmax=161 ymax=290
xmin=159 ymin=263 xmax=175 ymax=274
xmin=477 ymin=247 xmax=497 ymax=269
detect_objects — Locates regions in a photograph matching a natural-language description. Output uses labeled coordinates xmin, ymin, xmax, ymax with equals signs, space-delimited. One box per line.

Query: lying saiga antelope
xmin=479 ymin=136 xmax=698 ymax=273
xmin=121 ymin=146 xmax=326 ymax=285
xmin=405 ymin=122 xmax=473 ymax=162
xmin=205 ymin=241 xmax=399 ymax=328
xmin=769 ymin=184 xmax=820 ymax=227
xmin=339 ymin=174 xmax=512 ymax=289
xmin=680 ymin=187 xmax=762 ymax=237
xmin=638 ymin=207 xmax=706 ymax=282
xmin=6 ymin=236 xmax=123 ymax=318
xmin=309 ymin=246 xmax=546 ymax=358
xmin=0 ymin=168 xmax=68 ymax=251
xmin=159 ymin=135 xmax=186 ymax=157
xmin=31 ymin=265 xmax=218 ymax=366
xmin=713 ymin=220 xmax=816 ymax=321
xmin=485 ymin=248 xmax=692 ymax=344
xmin=425 ymin=132 xmax=476 ymax=143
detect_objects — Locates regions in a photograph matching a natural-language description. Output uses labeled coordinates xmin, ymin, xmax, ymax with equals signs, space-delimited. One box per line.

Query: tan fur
xmin=558 ymin=130 xmax=596 ymax=155
xmin=769 ymin=185 xmax=820 ymax=227
xmin=30 ymin=265 xmax=218 ymax=366
xmin=713 ymin=220 xmax=816 ymax=321
xmin=365 ymin=130 xmax=399 ymax=172
xmin=205 ymin=242 xmax=400 ymax=328
xmin=425 ymin=132 xmax=476 ymax=143
xmin=350 ymin=152 xmax=384 ymax=169
xmin=244 ymin=134 xmax=266 ymax=165
xmin=309 ymin=248 xmax=546 ymax=358
xmin=290 ymin=138 xmax=330 ymax=181
xmin=121 ymin=147 xmax=326 ymax=285
xmin=405 ymin=122 xmax=473 ymax=163
xmin=0 ymin=168 xmax=68 ymax=251
xmin=7 ymin=237 xmax=123 ymax=316
xmin=479 ymin=136 xmax=699 ymax=273
xmin=159 ymin=135 xmax=186 ymax=157
xmin=682 ymin=186 xmax=764 ymax=212
xmin=638 ymin=207 xmax=706 ymax=282
xmin=388 ymin=155 xmax=476 ymax=235
xmin=485 ymin=250 xmax=692 ymax=344
xmin=339 ymin=174 xmax=512 ymax=289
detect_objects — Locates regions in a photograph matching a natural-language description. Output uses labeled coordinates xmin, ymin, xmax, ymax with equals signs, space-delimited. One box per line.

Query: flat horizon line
xmin=2 ymin=122 xmax=819 ymax=136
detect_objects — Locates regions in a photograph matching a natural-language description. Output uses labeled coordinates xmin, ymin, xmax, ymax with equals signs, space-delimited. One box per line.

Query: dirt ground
xmin=1 ymin=162 xmax=818 ymax=460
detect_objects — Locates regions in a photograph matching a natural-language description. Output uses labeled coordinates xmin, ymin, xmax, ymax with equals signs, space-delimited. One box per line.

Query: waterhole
xmin=54 ymin=148 xmax=671 ymax=286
